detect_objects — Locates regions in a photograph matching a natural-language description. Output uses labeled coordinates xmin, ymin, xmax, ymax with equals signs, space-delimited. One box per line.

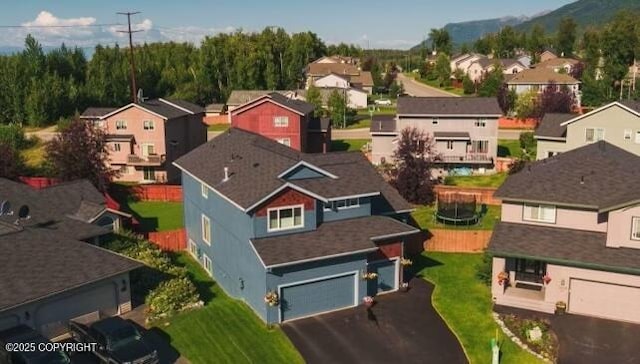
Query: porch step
xmin=496 ymin=295 xmax=555 ymax=314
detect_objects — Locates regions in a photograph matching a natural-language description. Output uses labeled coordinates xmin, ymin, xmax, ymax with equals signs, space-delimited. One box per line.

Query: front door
xmin=515 ymin=259 xmax=546 ymax=284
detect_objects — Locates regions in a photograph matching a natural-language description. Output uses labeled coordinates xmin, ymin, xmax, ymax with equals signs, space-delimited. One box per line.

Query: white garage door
xmin=35 ymin=283 xmax=119 ymax=338
xmin=569 ymin=279 xmax=640 ymax=323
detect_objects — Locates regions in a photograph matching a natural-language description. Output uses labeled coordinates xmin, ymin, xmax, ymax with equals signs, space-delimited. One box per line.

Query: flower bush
xmin=400 ymin=257 xmax=413 ymax=267
xmin=264 ymin=291 xmax=279 ymax=307
xmin=145 ymin=277 xmax=202 ymax=322
xmin=363 ymin=296 xmax=374 ymax=305
xmin=500 ymin=314 xmax=558 ymax=361
xmin=362 ymin=272 xmax=378 ymax=280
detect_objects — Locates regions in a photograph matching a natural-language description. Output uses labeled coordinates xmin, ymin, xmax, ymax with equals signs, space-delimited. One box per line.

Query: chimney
xmin=223 ymin=167 xmax=229 ymax=182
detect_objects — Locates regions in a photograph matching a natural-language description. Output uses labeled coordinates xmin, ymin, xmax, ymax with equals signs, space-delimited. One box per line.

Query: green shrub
xmin=462 ymin=75 xmax=475 ymax=95
xmin=145 ymin=277 xmax=201 ymax=322
xmin=475 ymin=252 xmax=493 ymax=286
xmin=0 ymin=124 xmax=27 ymax=150
xmin=519 ymin=132 xmax=535 ymax=152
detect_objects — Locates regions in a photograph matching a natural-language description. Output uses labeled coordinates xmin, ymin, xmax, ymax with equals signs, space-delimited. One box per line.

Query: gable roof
xmin=85 ymin=98 xmax=203 ymax=121
xmin=350 ymin=71 xmax=374 ymax=87
xmin=621 ymin=100 xmax=640 ymax=112
xmin=495 ymin=141 xmax=640 ymax=211
xmin=173 ymin=128 xmax=412 ymax=213
xmin=159 ymin=98 xmax=204 ymax=114
xmin=397 ymin=96 xmax=502 ymax=116
xmin=231 ymin=92 xmax=314 ymax=116
xmin=80 ymin=107 xmax=117 ymax=119
xmin=533 ymin=57 xmax=580 ymax=69
xmin=227 ymin=90 xmax=291 ymax=107
xmin=506 ymin=68 xmax=579 ymax=85
xmin=307 ymin=62 xmax=360 ymax=76
xmin=500 ymin=59 xmax=525 ymax=69
xmin=534 ymin=113 xmax=574 ymax=139
xmin=559 ymin=101 xmax=640 ymax=127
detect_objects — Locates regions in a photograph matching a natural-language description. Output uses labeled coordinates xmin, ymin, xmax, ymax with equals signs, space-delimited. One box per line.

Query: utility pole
xmin=117 ymin=11 xmax=142 ymax=103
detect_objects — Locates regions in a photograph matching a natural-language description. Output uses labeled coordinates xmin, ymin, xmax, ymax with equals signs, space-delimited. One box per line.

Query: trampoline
xmin=435 ymin=192 xmax=480 ymax=226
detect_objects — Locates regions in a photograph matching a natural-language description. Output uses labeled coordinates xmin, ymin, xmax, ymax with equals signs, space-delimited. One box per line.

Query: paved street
xmin=396 ymin=73 xmax=458 ymax=97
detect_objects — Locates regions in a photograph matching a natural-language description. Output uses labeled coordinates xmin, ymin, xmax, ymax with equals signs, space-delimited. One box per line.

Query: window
xmin=470 ymin=140 xmax=489 ymax=153
xmin=201 ymin=214 xmax=211 ymax=244
xmin=113 ymin=143 xmax=121 ymax=152
xmin=323 ymin=198 xmax=360 ymax=211
xmin=268 ymin=205 xmax=303 ymax=231
xmin=188 ymin=239 xmax=198 ymax=258
xmin=636 ymin=131 xmax=640 ymax=144
xmin=475 ymin=119 xmax=487 ymax=127
xmin=624 ymin=129 xmax=633 ymax=140
xmin=585 ymin=127 xmax=605 ymax=143
xmin=523 ymin=204 xmax=556 ymax=223
xmin=432 ymin=118 xmax=439 ymax=125
xmin=446 ymin=141 xmax=454 ymax=150
xmin=142 ymin=144 xmax=155 ymax=156
xmin=143 ymin=120 xmax=154 ymax=130
xmin=203 ymin=254 xmax=212 ymax=275
xmin=632 ymin=217 xmax=640 ymax=241
xmin=116 ymin=120 xmax=127 ymax=130
xmin=201 ymin=183 xmax=208 ymax=199
xmin=276 ymin=138 xmax=291 ymax=147
xmin=274 ymin=116 xmax=289 ymax=127
xmin=142 ymin=167 xmax=155 ymax=181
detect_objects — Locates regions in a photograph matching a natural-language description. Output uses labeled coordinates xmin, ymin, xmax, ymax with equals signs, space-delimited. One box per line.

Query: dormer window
xmin=632 ymin=217 xmax=640 ymax=241
xmin=268 ymin=205 xmax=303 ymax=232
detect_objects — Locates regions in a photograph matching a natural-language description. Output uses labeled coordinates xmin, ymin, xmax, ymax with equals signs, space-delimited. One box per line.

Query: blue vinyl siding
xmin=368 ymin=260 xmax=398 ymax=295
xmin=266 ymin=254 xmax=367 ymax=323
xmin=182 ymin=173 xmax=268 ymax=320
xmin=280 ymin=274 xmax=356 ymax=321
xmin=282 ymin=165 xmax=325 ymax=180
xmin=253 ymin=206 xmax=317 ymax=238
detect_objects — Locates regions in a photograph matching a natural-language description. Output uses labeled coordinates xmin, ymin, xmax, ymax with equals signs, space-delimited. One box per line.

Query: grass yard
xmin=20 ymin=138 xmax=46 ymax=170
xmin=444 ymin=173 xmax=508 ymax=188
xmin=346 ymin=118 xmax=371 ymax=129
xmin=160 ymin=253 xmax=303 ymax=364
xmin=415 ymin=78 xmax=465 ymax=96
xmin=125 ymin=201 xmax=184 ymax=232
xmin=411 ymin=204 xmax=501 ymax=231
xmin=356 ymin=107 xmax=396 ymax=115
xmin=207 ymin=123 xmax=230 ymax=132
xmin=416 ymin=253 xmax=542 ymax=364
xmin=331 ymin=139 xmax=370 ymax=152
xmin=498 ymin=139 xmax=523 ymax=158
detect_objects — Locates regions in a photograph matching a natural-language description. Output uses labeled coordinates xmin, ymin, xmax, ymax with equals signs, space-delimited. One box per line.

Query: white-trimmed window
xmin=274 ymin=116 xmax=289 ymax=127
xmin=268 ymin=205 xmax=303 ymax=231
xmin=475 ymin=119 xmax=487 ymax=127
xmin=323 ymin=198 xmax=360 ymax=211
xmin=446 ymin=141 xmax=454 ymax=150
xmin=143 ymin=120 xmax=155 ymax=130
xmin=470 ymin=140 xmax=489 ymax=153
xmin=432 ymin=118 xmax=439 ymax=125
xmin=141 ymin=143 xmax=155 ymax=156
xmin=523 ymin=204 xmax=556 ymax=223
xmin=188 ymin=239 xmax=198 ymax=258
xmin=116 ymin=120 xmax=127 ymax=130
xmin=113 ymin=143 xmax=121 ymax=152
xmin=585 ymin=127 xmax=605 ymax=143
xmin=201 ymin=183 xmax=208 ymax=199
xmin=201 ymin=214 xmax=211 ymax=245
xmin=203 ymin=254 xmax=212 ymax=274
xmin=276 ymin=138 xmax=291 ymax=147
xmin=632 ymin=217 xmax=640 ymax=241
xmin=624 ymin=129 xmax=633 ymax=141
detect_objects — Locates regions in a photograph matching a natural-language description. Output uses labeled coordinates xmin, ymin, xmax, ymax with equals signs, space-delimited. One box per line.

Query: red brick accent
xmin=255 ymin=188 xmax=315 ymax=216
xmin=231 ymin=100 xmax=305 ymax=151
xmin=368 ymin=241 xmax=403 ymax=261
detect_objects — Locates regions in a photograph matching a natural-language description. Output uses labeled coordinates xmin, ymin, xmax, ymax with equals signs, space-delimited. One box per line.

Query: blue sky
xmin=0 ymin=0 xmax=574 ymax=49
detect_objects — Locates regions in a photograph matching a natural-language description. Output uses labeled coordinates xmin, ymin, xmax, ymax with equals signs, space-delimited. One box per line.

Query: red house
xmin=230 ymin=92 xmax=331 ymax=153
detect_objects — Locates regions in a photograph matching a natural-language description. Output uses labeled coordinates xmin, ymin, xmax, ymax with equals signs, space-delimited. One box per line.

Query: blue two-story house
xmin=174 ymin=128 xmax=418 ymax=323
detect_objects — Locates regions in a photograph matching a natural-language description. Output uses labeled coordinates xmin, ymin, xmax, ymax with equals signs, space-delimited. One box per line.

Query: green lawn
xmin=498 ymin=139 xmax=523 ymax=158
xmin=411 ymin=204 xmax=501 ymax=231
xmin=416 ymin=253 xmax=542 ymax=364
xmin=356 ymin=107 xmax=396 ymax=115
xmin=346 ymin=118 xmax=371 ymax=129
xmin=207 ymin=123 xmax=230 ymax=132
xmin=20 ymin=138 xmax=46 ymax=170
xmin=159 ymin=253 xmax=303 ymax=364
xmin=331 ymin=139 xmax=370 ymax=152
xmin=415 ymin=78 xmax=465 ymax=96
xmin=126 ymin=201 xmax=184 ymax=232
xmin=444 ymin=173 xmax=508 ymax=188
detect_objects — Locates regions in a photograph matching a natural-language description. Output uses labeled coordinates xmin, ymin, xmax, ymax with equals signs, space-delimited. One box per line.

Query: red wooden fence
xmin=147 ymin=228 xmax=187 ymax=251
xmin=498 ymin=117 xmax=538 ymax=130
xmin=434 ymin=185 xmax=501 ymax=206
xmin=424 ymin=229 xmax=493 ymax=253
xmin=130 ymin=185 xmax=183 ymax=202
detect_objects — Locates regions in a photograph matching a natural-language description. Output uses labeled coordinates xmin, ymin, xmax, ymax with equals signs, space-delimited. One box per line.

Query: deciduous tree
xmin=305 ymin=85 xmax=324 ymax=117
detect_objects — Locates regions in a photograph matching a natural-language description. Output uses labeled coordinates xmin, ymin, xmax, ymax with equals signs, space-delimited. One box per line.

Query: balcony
xmin=435 ymin=154 xmax=493 ymax=164
xmin=127 ymin=154 xmax=165 ymax=166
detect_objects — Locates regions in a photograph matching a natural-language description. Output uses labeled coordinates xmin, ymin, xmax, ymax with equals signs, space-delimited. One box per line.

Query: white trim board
xmin=278 ymin=160 xmax=339 ymax=179
xmin=560 ymin=102 xmax=640 ymax=127
xmin=99 ymin=103 xmax=169 ymax=121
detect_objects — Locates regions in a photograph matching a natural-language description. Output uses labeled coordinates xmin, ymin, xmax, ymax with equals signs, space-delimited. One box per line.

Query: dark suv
xmin=0 ymin=325 xmax=70 ymax=364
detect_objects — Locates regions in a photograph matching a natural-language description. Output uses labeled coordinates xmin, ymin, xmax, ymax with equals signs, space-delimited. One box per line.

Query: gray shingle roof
xmin=174 ymin=128 xmax=412 ymax=213
xmin=137 ymin=99 xmax=191 ymax=119
xmin=226 ymin=90 xmax=291 ymax=107
xmin=488 ymin=222 xmax=640 ymax=274
xmin=265 ymin=93 xmax=315 ymax=115
xmin=534 ymin=113 xmax=574 ymax=139
xmin=251 ymin=216 xmax=419 ymax=267
xmin=397 ymin=97 xmax=502 ymax=116
xmin=621 ymin=100 xmax=640 ymax=112
xmin=162 ymin=99 xmax=205 ymax=114
xmin=370 ymin=115 xmax=396 ymax=133
xmin=495 ymin=142 xmax=640 ymax=210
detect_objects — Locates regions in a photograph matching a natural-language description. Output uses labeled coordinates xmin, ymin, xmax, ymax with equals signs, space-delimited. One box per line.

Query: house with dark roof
xmin=174 ymin=128 xmax=418 ymax=323
xmin=535 ymin=101 xmax=640 ymax=160
xmin=506 ymin=67 xmax=581 ymax=107
xmin=370 ymin=96 xmax=501 ymax=176
xmin=0 ymin=178 xmax=141 ymax=338
xmin=81 ymin=98 xmax=207 ymax=184
xmin=229 ymin=92 xmax=331 ymax=153
xmin=306 ymin=60 xmax=374 ymax=94
xmin=488 ymin=142 xmax=640 ymax=324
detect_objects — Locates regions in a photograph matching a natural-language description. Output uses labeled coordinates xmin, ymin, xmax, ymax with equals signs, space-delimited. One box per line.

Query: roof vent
xmin=223 ymin=167 xmax=230 ymax=182
xmin=14 ymin=205 xmax=30 ymax=226
xmin=253 ymin=162 xmax=260 ymax=168
xmin=580 ymin=176 xmax=585 ymax=185
xmin=0 ymin=200 xmax=13 ymax=216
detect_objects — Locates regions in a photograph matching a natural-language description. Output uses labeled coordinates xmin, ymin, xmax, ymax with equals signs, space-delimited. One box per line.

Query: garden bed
xmin=498 ymin=313 xmax=558 ymax=362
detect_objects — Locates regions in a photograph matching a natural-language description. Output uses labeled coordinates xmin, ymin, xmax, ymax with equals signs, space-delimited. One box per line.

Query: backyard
xmin=411 ymin=204 xmax=501 ymax=231
xmin=110 ymin=185 xmax=184 ymax=232
xmin=444 ymin=173 xmax=508 ymax=188
xmin=415 ymin=253 xmax=542 ymax=364
xmin=207 ymin=123 xmax=231 ymax=132
xmin=498 ymin=139 xmax=536 ymax=159
xmin=330 ymin=139 xmax=370 ymax=152
xmin=159 ymin=253 xmax=304 ymax=364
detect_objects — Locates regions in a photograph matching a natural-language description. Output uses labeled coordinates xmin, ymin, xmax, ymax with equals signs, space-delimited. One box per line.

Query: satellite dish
xmin=17 ymin=205 xmax=30 ymax=220
xmin=0 ymin=200 xmax=12 ymax=216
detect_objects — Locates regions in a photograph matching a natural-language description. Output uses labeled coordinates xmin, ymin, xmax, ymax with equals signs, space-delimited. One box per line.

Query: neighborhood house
xmin=174 ymin=128 xmax=418 ymax=324
xmin=506 ymin=67 xmax=582 ymax=108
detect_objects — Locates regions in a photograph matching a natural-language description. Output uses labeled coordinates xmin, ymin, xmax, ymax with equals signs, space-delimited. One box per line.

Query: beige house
xmin=506 ymin=67 xmax=581 ymax=107
xmin=466 ymin=58 xmax=527 ymax=82
xmin=539 ymin=49 xmax=559 ymax=63
xmin=370 ymin=97 xmax=501 ymax=176
xmin=535 ymin=101 xmax=640 ymax=160
xmin=489 ymin=142 xmax=640 ymax=324
xmin=305 ymin=61 xmax=374 ymax=94
xmin=532 ymin=57 xmax=581 ymax=74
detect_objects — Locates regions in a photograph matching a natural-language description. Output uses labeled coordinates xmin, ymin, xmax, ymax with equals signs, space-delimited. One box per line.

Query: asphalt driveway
xmin=282 ymin=279 xmax=467 ymax=364
xmin=495 ymin=305 xmax=640 ymax=364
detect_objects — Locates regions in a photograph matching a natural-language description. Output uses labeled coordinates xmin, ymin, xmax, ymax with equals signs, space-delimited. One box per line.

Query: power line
xmin=117 ymin=11 xmax=142 ymax=104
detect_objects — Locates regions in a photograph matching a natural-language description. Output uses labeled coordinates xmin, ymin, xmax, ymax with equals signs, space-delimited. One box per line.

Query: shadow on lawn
xmin=109 ymin=184 xmax=160 ymax=232
xmin=406 ymin=254 xmax=443 ymax=281
xmin=497 ymin=145 xmax=511 ymax=157
xmin=330 ymin=140 xmax=352 ymax=152
xmin=168 ymin=252 xmax=217 ymax=304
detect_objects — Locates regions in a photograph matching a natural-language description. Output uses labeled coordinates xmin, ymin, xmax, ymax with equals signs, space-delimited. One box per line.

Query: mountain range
xmin=413 ymin=0 xmax=640 ymax=50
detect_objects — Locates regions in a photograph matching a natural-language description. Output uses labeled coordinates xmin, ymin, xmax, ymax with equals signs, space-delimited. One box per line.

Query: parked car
xmin=69 ymin=317 xmax=158 ymax=364
xmin=0 ymin=325 xmax=70 ymax=364
xmin=374 ymin=99 xmax=392 ymax=106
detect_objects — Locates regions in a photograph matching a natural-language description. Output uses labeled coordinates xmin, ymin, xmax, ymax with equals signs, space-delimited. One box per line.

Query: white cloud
xmin=23 ymin=11 xmax=96 ymax=27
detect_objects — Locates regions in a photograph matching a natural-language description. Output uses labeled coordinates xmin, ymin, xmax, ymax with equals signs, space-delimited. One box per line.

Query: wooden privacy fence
xmin=498 ymin=117 xmax=538 ymax=129
xmin=131 ymin=185 xmax=183 ymax=202
xmin=424 ymin=229 xmax=493 ymax=253
xmin=434 ymin=185 xmax=500 ymax=206
xmin=147 ymin=228 xmax=187 ymax=251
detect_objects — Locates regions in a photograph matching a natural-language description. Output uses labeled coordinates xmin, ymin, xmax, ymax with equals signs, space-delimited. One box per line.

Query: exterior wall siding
xmin=231 ymin=101 xmax=304 ymax=151
xmin=370 ymin=134 xmax=397 ymax=165
xmin=182 ymin=173 xmax=268 ymax=320
xmin=501 ymin=202 xmax=608 ymax=232
xmin=535 ymin=139 xmax=568 ymax=160
xmin=606 ymin=204 xmax=640 ymax=249
xmin=314 ymin=74 xmax=350 ymax=88
xmin=253 ymin=188 xmax=317 ymax=238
